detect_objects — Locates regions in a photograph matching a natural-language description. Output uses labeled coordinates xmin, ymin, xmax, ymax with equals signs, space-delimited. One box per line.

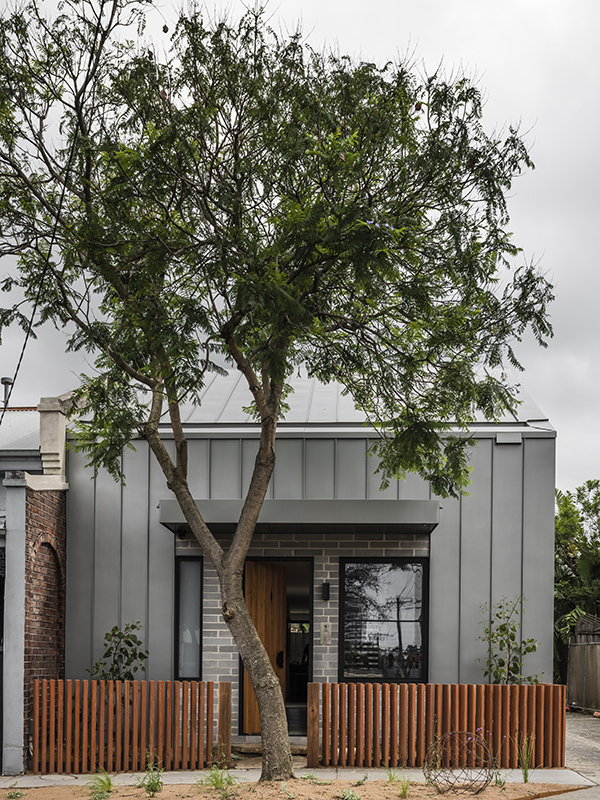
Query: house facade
xmin=62 ymin=372 xmax=555 ymax=738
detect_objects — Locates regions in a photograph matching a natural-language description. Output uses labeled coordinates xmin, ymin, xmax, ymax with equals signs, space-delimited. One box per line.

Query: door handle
xmin=276 ymin=650 xmax=284 ymax=669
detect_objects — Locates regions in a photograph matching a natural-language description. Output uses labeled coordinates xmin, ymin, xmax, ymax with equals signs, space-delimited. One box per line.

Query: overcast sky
xmin=1 ymin=0 xmax=598 ymax=493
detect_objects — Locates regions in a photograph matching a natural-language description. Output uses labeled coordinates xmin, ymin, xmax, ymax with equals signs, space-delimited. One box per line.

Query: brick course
xmin=23 ymin=489 xmax=66 ymax=759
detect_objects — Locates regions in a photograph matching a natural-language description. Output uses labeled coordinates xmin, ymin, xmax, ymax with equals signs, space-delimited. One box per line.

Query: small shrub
xmin=198 ymin=764 xmax=237 ymax=790
xmin=136 ymin=757 xmax=164 ymax=797
xmin=478 ymin=596 xmax=540 ymax=684
xmin=384 ymin=767 xmax=399 ymax=783
xmin=341 ymin=791 xmax=362 ymax=800
xmin=86 ymin=772 xmax=113 ymax=800
xmin=7 ymin=788 xmax=23 ymax=800
xmin=89 ymin=621 xmax=148 ymax=681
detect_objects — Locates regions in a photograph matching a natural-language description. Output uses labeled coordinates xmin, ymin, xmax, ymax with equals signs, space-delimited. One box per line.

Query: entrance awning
xmin=159 ymin=498 xmax=440 ymax=535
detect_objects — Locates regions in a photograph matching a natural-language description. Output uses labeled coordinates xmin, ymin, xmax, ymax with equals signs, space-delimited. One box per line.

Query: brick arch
xmin=25 ymin=538 xmax=65 ymax=681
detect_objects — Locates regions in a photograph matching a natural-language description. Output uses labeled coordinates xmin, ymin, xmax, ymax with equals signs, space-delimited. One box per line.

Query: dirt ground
xmin=0 ymin=778 xmax=584 ymax=800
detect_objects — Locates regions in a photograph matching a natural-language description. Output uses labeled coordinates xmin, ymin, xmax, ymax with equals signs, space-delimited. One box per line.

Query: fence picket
xmin=198 ymin=681 xmax=205 ymax=768
xmin=190 ymin=682 xmax=198 ymax=770
xmin=390 ymin=683 xmax=398 ymax=767
xmin=81 ymin=680 xmax=88 ymax=774
xmin=356 ymin=683 xmax=364 ymax=767
xmin=331 ymin=683 xmax=339 ymax=767
xmin=347 ymin=683 xmax=356 ymax=767
xmin=57 ymin=680 xmax=65 ymax=773
xmin=340 ymin=683 xmax=347 ymax=767
xmin=206 ymin=682 xmax=214 ymax=766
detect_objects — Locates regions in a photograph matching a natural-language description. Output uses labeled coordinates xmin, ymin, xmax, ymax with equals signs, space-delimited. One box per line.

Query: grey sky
xmin=1 ymin=0 xmax=597 ymax=492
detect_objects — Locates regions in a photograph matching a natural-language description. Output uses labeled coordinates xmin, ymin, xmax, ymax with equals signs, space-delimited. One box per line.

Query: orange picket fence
xmin=32 ymin=679 xmax=232 ymax=774
xmin=307 ymin=682 xmax=566 ymax=769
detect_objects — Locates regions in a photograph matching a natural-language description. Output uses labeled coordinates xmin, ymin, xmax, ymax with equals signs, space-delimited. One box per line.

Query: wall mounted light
xmin=322 ymin=582 xmax=330 ymax=601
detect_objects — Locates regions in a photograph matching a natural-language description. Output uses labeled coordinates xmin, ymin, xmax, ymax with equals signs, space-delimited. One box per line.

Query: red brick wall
xmin=24 ymin=489 xmax=66 ymax=759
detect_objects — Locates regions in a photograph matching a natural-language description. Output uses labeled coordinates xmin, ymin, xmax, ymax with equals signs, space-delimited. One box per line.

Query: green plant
xmin=89 ymin=621 xmax=148 ymax=681
xmin=86 ymin=772 xmax=113 ymax=800
xmin=478 ymin=596 xmax=540 ymax=684
xmin=341 ymin=790 xmax=362 ymax=800
xmin=198 ymin=765 xmax=238 ymax=790
xmin=299 ymin=773 xmax=332 ymax=785
xmin=280 ymin=783 xmax=296 ymax=799
xmin=136 ymin=756 xmax=164 ymax=797
xmin=492 ymin=759 xmax=506 ymax=790
xmin=517 ymin=733 xmax=535 ymax=783
xmin=399 ymin=776 xmax=411 ymax=798
xmin=7 ymin=787 xmax=23 ymax=800
xmin=353 ymin=774 xmax=368 ymax=787
xmin=384 ymin=767 xmax=399 ymax=783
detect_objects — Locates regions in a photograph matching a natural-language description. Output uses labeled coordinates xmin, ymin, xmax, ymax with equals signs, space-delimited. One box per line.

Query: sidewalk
xmin=0 ymin=765 xmax=594 ymax=790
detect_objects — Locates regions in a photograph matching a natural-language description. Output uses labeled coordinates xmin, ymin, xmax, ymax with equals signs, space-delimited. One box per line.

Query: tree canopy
xmin=0 ymin=0 xmax=552 ymax=495
xmin=0 ymin=0 xmax=553 ymax=778
xmin=554 ymin=481 xmax=600 ymax=681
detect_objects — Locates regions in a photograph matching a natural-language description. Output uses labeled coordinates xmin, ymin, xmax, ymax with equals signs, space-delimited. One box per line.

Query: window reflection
xmin=342 ymin=561 xmax=425 ymax=681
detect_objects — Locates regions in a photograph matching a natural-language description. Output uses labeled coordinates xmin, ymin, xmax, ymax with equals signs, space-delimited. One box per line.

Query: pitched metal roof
xmin=177 ymin=369 xmax=552 ymax=431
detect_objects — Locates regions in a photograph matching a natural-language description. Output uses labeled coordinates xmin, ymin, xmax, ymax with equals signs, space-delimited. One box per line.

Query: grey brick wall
xmin=176 ymin=529 xmax=428 ymax=735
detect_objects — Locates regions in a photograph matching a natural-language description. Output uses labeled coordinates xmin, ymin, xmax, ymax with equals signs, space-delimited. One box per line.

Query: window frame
xmin=174 ymin=556 xmax=203 ymax=681
xmin=338 ymin=556 xmax=429 ymax=684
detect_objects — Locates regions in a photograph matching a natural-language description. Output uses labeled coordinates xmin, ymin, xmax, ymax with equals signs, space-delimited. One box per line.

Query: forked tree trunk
xmin=145 ymin=393 xmax=295 ymax=780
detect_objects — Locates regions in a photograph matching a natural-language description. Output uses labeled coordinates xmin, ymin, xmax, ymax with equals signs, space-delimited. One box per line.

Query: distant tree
xmin=554 ymin=481 xmax=600 ymax=682
xmin=0 ymin=0 xmax=552 ymax=779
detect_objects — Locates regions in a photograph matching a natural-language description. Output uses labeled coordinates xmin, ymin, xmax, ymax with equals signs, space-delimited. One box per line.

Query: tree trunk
xmin=143 ymin=374 xmax=294 ymax=779
xmin=219 ymin=568 xmax=294 ymax=780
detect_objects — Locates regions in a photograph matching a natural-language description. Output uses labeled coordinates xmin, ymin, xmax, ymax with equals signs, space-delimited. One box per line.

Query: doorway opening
xmin=241 ymin=559 xmax=312 ymax=735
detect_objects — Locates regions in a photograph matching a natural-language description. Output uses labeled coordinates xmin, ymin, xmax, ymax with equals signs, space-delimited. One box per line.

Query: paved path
xmin=1 ymin=711 xmax=599 ymax=791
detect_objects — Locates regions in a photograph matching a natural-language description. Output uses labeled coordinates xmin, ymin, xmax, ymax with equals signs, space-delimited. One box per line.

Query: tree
xmin=554 ymin=481 xmax=600 ymax=682
xmin=0 ymin=0 xmax=553 ymax=779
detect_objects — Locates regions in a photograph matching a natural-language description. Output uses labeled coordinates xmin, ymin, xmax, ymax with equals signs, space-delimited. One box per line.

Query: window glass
xmin=342 ymin=560 xmax=426 ymax=681
xmin=177 ymin=559 xmax=202 ymax=679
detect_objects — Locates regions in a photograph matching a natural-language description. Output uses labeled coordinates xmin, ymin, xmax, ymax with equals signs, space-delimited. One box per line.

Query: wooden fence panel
xmin=306 ymin=683 xmax=566 ymax=769
xmin=31 ymin=680 xmax=231 ymax=774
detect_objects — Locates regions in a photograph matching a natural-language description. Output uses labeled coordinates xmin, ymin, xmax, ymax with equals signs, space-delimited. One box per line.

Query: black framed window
xmin=340 ymin=558 xmax=427 ymax=682
xmin=175 ymin=557 xmax=202 ymax=680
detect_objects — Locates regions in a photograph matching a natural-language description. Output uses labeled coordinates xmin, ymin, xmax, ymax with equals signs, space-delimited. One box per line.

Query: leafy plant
xmin=7 ymin=787 xmax=23 ymax=800
xmin=517 ymin=733 xmax=535 ymax=783
xmin=341 ymin=790 xmax=362 ymax=800
xmin=86 ymin=771 xmax=113 ymax=800
xmin=198 ymin=764 xmax=238 ymax=797
xmin=136 ymin=757 xmax=164 ymax=797
xmin=399 ymin=776 xmax=411 ymax=798
xmin=280 ymin=783 xmax=296 ymax=799
xmin=89 ymin=622 xmax=148 ymax=681
xmin=478 ymin=596 xmax=540 ymax=684
xmin=384 ymin=767 xmax=399 ymax=783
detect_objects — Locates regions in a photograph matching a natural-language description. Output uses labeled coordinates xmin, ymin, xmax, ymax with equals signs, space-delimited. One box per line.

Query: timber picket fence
xmin=32 ymin=679 xmax=232 ymax=774
xmin=307 ymin=682 xmax=566 ymax=769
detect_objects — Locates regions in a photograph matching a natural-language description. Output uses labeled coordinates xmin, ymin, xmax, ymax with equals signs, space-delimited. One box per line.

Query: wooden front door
xmin=242 ymin=561 xmax=287 ymax=734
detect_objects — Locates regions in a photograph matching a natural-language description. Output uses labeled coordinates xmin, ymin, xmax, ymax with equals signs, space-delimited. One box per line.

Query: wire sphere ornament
xmin=423 ymin=731 xmax=494 ymax=794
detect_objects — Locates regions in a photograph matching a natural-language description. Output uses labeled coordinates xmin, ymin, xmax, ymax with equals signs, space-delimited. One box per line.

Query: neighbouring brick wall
xmin=176 ymin=528 xmax=429 ymax=735
xmin=24 ymin=489 xmax=66 ymax=758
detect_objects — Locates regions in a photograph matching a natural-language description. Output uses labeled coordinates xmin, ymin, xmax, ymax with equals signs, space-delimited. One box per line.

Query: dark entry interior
xmin=242 ymin=559 xmax=311 ymax=735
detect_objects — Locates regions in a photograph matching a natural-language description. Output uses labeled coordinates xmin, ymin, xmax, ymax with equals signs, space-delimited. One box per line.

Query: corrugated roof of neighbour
xmin=0 ymin=408 xmax=40 ymax=451
xmin=177 ymin=370 xmax=552 ymax=429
